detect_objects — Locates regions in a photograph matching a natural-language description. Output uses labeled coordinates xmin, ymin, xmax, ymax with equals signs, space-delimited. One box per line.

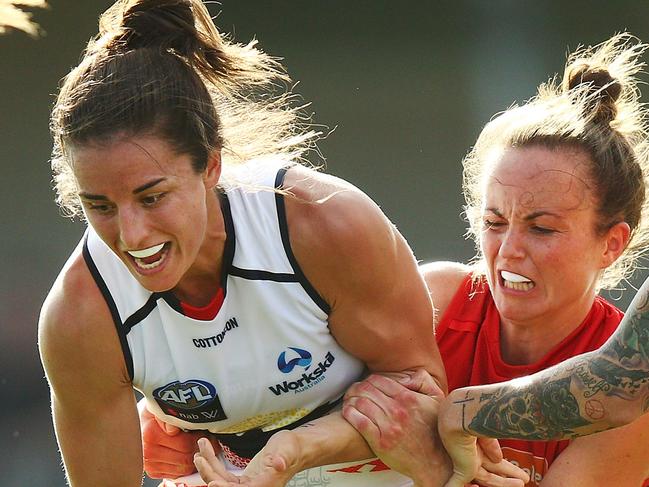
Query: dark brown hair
xmin=51 ymin=0 xmax=317 ymax=216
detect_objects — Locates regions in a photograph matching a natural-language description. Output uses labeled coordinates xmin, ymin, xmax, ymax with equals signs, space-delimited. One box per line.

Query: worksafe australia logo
xmin=270 ymin=351 xmax=335 ymax=396
xmin=277 ymin=347 xmax=312 ymax=373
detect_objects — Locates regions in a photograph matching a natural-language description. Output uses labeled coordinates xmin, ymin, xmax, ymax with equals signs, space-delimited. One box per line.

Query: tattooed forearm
xmin=464 ymin=377 xmax=590 ymax=440
xmin=452 ymin=280 xmax=649 ymax=441
xmin=571 ymin=299 xmax=649 ymax=399
xmin=571 ymin=354 xmax=648 ymax=399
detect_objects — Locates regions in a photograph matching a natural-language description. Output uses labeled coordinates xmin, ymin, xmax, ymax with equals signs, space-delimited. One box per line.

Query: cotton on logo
xmin=277 ymin=347 xmax=312 ymax=373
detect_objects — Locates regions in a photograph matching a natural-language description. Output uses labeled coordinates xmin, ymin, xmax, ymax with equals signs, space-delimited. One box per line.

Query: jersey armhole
xmin=82 ymin=234 xmax=135 ymax=380
xmin=274 ymin=167 xmax=330 ymax=315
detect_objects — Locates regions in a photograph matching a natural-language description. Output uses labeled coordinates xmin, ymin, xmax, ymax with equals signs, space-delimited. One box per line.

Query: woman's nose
xmin=118 ymin=206 xmax=150 ymax=250
xmin=498 ymin=228 xmax=526 ymax=259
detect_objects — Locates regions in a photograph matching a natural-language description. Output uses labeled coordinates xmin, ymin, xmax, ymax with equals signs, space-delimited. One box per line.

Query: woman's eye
xmin=142 ymin=193 xmax=165 ymax=206
xmin=483 ymin=219 xmax=504 ymax=230
xmin=88 ymin=203 xmax=114 ymax=214
xmin=531 ymin=225 xmax=555 ymax=234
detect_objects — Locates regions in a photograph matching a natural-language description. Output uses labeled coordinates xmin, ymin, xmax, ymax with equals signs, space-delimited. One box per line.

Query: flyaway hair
xmin=0 ymin=0 xmax=48 ymax=37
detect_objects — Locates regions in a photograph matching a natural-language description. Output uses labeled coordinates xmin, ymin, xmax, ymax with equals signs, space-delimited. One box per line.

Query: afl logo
xmin=277 ymin=347 xmax=312 ymax=373
xmin=153 ymin=379 xmax=227 ymax=423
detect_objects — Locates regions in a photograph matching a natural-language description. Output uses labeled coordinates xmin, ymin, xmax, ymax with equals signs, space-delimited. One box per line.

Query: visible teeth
xmin=135 ymin=256 xmax=165 ymax=270
xmin=503 ymin=280 xmax=534 ymax=291
xmin=501 ymin=270 xmax=531 ymax=283
xmin=501 ymin=270 xmax=534 ymax=291
xmin=127 ymin=243 xmax=165 ymax=258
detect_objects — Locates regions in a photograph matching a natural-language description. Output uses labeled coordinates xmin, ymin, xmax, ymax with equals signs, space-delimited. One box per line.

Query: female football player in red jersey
xmin=342 ymin=33 xmax=649 ymax=487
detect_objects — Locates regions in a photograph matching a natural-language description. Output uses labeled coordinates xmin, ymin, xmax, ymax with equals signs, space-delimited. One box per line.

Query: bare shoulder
xmin=419 ymin=261 xmax=471 ymax=323
xmin=39 ymin=245 xmax=130 ymax=402
xmin=40 ymin=247 xmax=109 ymax=349
xmin=283 ymin=164 xmax=384 ymax=239
xmin=282 ymin=164 xmax=403 ymax=301
xmin=281 ymin=165 xmax=446 ymax=379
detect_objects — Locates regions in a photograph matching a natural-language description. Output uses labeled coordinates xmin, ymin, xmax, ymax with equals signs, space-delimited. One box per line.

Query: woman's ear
xmin=601 ymin=221 xmax=631 ymax=268
xmin=204 ymin=150 xmax=221 ymax=189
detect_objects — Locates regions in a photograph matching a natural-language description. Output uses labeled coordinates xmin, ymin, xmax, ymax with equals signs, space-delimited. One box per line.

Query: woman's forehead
xmin=484 ymin=146 xmax=595 ymax=212
xmin=490 ymin=146 xmax=591 ymax=178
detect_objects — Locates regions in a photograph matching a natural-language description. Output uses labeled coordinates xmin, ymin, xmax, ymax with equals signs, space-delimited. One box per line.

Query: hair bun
xmin=96 ymin=0 xmax=198 ymax=55
xmin=564 ymin=62 xmax=622 ymax=123
xmin=119 ymin=0 xmax=197 ymax=53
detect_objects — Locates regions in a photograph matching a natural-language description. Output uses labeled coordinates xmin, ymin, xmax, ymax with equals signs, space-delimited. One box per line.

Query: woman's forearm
xmin=287 ymin=411 xmax=374 ymax=472
xmin=445 ymin=353 xmax=620 ymax=442
xmin=443 ymin=278 xmax=649 ymax=442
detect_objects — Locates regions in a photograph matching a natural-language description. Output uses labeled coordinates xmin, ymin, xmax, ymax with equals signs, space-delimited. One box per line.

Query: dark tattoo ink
xmin=468 ymin=377 xmax=590 ymax=440
xmin=453 ymin=391 xmax=475 ymax=434
xmin=463 ymin=285 xmax=649 ymax=440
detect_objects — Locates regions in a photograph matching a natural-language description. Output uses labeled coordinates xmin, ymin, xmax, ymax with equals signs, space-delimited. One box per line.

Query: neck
xmin=173 ymin=189 xmax=226 ymax=306
xmin=499 ymin=293 xmax=596 ymax=365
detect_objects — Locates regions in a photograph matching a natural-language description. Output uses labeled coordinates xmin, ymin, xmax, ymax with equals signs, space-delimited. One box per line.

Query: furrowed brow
xmin=78 ymin=177 xmax=166 ymax=200
xmin=524 ymin=210 xmax=561 ymax=221
xmin=484 ymin=207 xmax=504 ymax=217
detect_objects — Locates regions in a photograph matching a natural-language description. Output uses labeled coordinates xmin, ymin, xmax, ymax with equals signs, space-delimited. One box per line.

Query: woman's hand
xmin=194 ymin=430 xmax=302 ymax=487
xmin=343 ymin=372 xmax=529 ymax=487
xmin=435 ymin=390 xmax=529 ymax=487
xmin=342 ymin=371 xmax=451 ymax=487
xmin=139 ymin=400 xmax=220 ymax=479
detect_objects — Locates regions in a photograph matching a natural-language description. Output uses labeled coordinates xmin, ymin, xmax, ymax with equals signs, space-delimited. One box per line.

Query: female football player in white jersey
xmin=37 ymin=1 xmax=525 ymax=486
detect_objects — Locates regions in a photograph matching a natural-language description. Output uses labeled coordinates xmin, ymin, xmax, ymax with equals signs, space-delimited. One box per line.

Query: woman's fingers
xmin=477 ymin=459 xmax=529 ymax=485
xmin=345 ymin=375 xmax=403 ymax=402
xmin=477 ymin=437 xmax=503 ymax=463
xmin=442 ymin=473 xmax=474 ymax=487
xmin=473 ymin=467 xmax=526 ymax=487
xmin=345 ymin=375 xmax=416 ymax=427
xmin=342 ymin=399 xmax=383 ymax=441
xmin=145 ymin=455 xmax=197 ymax=479
xmin=143 ymin=438 xmax=199 ymax=477
xmin=396 ymin=368 xmax=445 ymax=396
xmin=140 ymin=402 xmax=205 ymax=478
xmin=194 ymin=438 xmax=239 ymax=486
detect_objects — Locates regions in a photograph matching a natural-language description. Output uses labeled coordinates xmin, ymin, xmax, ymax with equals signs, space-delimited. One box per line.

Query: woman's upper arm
xmin=284 ymin=166 xmax=447 ymax=390
xmin=541 ymin=413 xmax=649 ymax=486
xmin=39 ymin=256 xmax=143 ymax=487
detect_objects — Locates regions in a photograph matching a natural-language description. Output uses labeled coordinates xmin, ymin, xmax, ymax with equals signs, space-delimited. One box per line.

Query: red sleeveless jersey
xmin=436 ymin=274 xmax=633 ymax=486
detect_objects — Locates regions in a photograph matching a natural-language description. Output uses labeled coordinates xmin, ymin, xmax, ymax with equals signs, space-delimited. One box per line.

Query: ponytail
xmin=51 ymin=0 xmax=318 ymax=217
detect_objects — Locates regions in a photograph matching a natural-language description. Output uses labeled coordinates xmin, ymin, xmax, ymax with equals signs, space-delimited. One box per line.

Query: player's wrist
xmin=264 ymin=429 xmax=305 ymax=475
xmin=438 ymin=389 xmax=469 ymax=438
xmin=407 ymin=449 xmax=453 ymax=487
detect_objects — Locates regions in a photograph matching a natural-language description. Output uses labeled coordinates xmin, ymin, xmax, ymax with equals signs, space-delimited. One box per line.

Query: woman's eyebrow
xmin=133 ymin=177 xmax=167 ymax=194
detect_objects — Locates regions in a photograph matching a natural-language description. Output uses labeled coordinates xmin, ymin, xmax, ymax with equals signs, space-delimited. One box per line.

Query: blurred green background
xmin=2 ymin=1 xmax=649 ymax=485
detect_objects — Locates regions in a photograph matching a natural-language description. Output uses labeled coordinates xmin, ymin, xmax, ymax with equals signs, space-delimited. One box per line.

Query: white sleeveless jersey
xmin=83 ymin=159 xmax=413 ymax=486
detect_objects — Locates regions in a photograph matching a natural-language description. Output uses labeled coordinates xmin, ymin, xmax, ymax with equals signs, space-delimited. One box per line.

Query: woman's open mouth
xmin=127 ymin=242 xmax=170 ymax=271
xmin=500 ymin=270 xmax=535 ymax=291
